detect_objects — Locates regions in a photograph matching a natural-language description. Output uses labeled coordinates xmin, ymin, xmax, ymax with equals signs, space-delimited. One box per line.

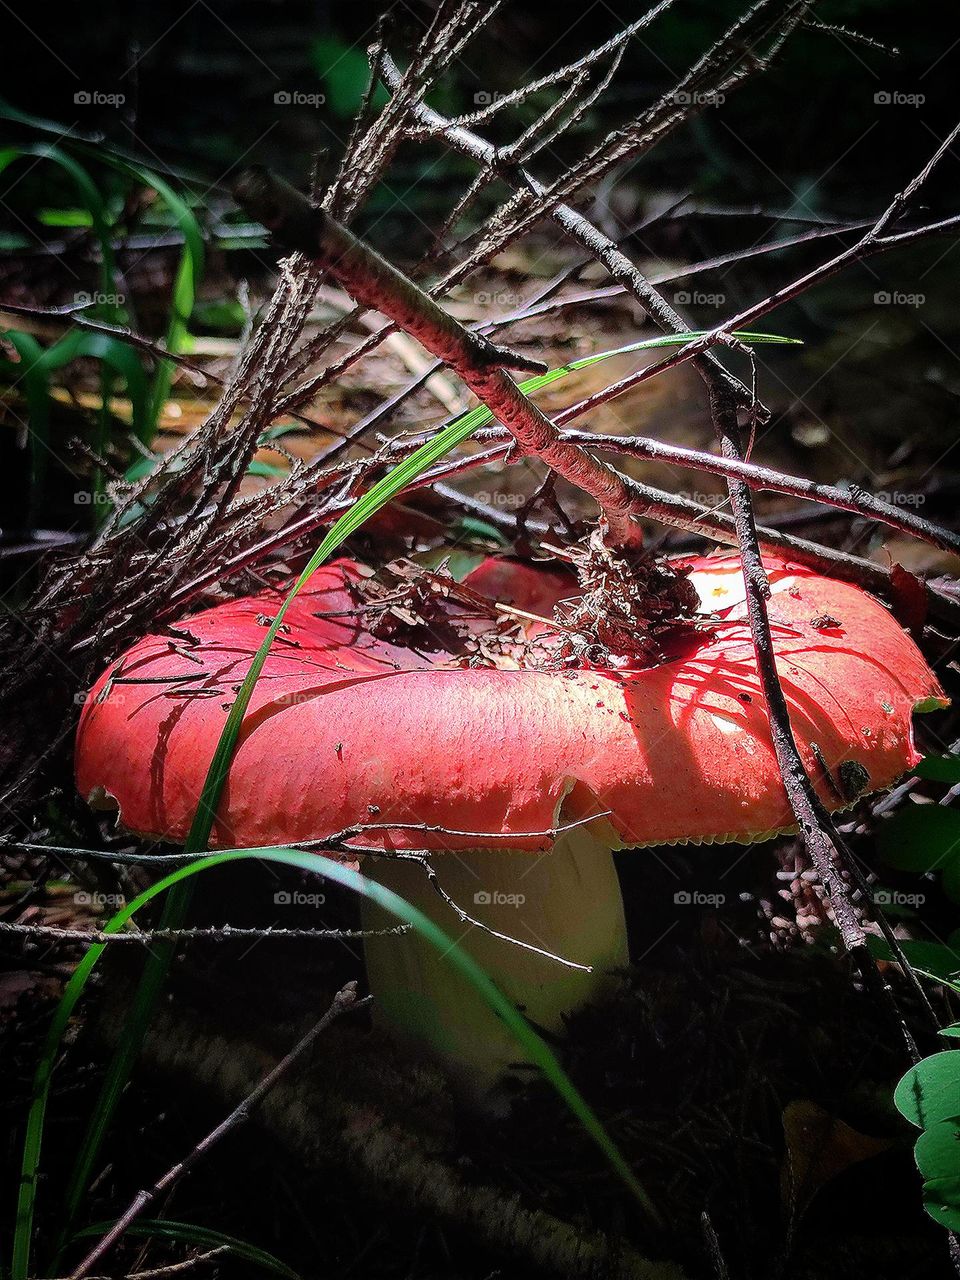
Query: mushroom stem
xmin=360 ymin=825 xmax=628 ymax=1102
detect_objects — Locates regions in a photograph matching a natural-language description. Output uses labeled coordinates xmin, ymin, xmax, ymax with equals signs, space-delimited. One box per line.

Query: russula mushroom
xmin=75 ymin=553 xmax=945 ymax=1097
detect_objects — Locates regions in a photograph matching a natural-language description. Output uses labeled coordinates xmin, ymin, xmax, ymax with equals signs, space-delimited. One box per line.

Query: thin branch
xmin=234 ymin=168 xmax=648 ymax=548
xmin=421 ymin=859 xmax=593 ymax=973
xmin=405 ymin=0 xmax=675 ymax=139
xmin=708 ymin=384 xmax=936 ymax=1046
xmin=68 ymin=983 xmax=371 ymax=1280
xmin=451 ymin=425 xmax=960 ymax=557
xmin=70 ymin=1245 xmax=231 ymax=1280
xmin=380 ymin=55 xmax=763 ymax=421
xmin=0 ymin=921 xmax=408 ymax=945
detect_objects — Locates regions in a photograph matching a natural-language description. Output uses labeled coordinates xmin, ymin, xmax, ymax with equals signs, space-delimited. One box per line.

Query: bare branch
xmin=68 ymin=983 xmax=371 ymax=1280
xmin=234 ymin=167 xmax=649 ymax=548
xmin=0 ymin=921 xmax=407 ymax=945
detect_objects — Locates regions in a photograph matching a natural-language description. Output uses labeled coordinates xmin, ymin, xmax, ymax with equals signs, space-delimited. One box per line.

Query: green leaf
xmin=896 ymin=1057 xmax=960 ymax=1233
xmin=247 ymin=459 xmax=289 ymax=479
xmin=192 ymin=298 xmax=246 ymax=334
xmin=310 ymin=37 xmax=389 ymax=118
xmin=453 ymin=516 xmax=509 ymax=546
xmin=877 ymin=805 xmax=960 ymax=874
xmin=865 ymin=936 xmax=960 ymax=985
xmin=258 ymin=423 xmax=307 ymax=443
xmin=940 ymin=1026 xmax=960 ymax=1039
xmin=74 ymin=1219 xmax=300 ymax=1279
xmin=921 ymin=1175 xmax=960 ymax=1232
xmin=38 ymin=207 xmax=95 ymax=228
xmin=915 ymin=1122 xmax=960 ymax=1191
xmin=67 ymin=331 xmax=149 ymax=443
xmin=915 ymin=754 xmax=960 ymax=784
xmin=895 ymin=1052 xmax=960 ymax=1130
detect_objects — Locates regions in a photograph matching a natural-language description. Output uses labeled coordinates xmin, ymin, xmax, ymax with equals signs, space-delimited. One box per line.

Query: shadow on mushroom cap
xmin=75 ymin=554 xmax=947 ymax=854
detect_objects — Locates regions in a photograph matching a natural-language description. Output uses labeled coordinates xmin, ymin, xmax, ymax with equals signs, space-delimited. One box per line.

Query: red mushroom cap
xmin=75 ymin=555 xmax=946 ymax=852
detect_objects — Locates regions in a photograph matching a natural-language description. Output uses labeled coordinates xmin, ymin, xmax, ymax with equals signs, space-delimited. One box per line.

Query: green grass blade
xmin=54 ymin=165 xmax=202 ymax=1230
xmin=52 ymin=326 xmax=795 ymax=1259
xmin=61 ymin=886 xmax=192 ymax=1231
xmin=0 ymin=331 xmax=50 ymax=525
xmin=79 ymin=334 xmax=150 ymax=444
xmin=94 ymin=156 xmax=205 ymax=439
xmin=73 ymin=1220 xmax=301 ymax=1279
xmin=0 ymin=145 xmax=118 ymax=307
xmin=18 ymin=847 xmax=660 ymax=1280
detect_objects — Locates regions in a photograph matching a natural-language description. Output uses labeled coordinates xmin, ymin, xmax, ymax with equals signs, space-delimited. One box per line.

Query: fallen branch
xmin=411 ymin=424 xmax=960 ymax=558
xmin=234 ymin=167 xmax=649 ymax=549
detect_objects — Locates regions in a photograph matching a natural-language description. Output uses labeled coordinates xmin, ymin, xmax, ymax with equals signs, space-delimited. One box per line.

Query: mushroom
xmin=75 ymin=553 xmax=945 ymax=1098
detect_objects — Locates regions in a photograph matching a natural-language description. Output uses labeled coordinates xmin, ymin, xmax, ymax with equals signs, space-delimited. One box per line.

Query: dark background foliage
xmin=4 ymin=0 xmax=960 ymax=238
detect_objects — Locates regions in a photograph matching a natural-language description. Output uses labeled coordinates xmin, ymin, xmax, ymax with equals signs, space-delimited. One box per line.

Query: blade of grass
xmin=0 ymin=145 xmax=117 ymax=305
xmin=1 ymin=328 xmax=150 ymax=518
xmin=0 ymin=145 xmax=122 ymax=516
xmin=0 ymin=331 xmax=50 ymax=525
xmin=47 ymin=168 xmax=199 ymax=1232
xmin=18 ymin=847 xmax=662 ymax=1280
xmin=95 ymin=158 xmax=204 ymax=438
xmin=56 ymin=327 xmax=797 ymax=1254
xmin=73 ymin=1219 xmax=300 ymax=1280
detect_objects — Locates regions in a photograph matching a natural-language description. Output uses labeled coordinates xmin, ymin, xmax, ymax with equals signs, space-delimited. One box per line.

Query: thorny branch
xmin=0 ymin=920 xmax=408 ymax=945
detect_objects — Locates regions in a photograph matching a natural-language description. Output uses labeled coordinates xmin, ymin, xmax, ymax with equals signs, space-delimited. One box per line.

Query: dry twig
xmin=68 ymin=982 xmax=371 ymax=1280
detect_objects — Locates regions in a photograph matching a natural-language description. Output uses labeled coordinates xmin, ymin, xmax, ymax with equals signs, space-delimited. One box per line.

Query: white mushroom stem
xmin=360 ymin=824 xmax=628 ymax=1102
